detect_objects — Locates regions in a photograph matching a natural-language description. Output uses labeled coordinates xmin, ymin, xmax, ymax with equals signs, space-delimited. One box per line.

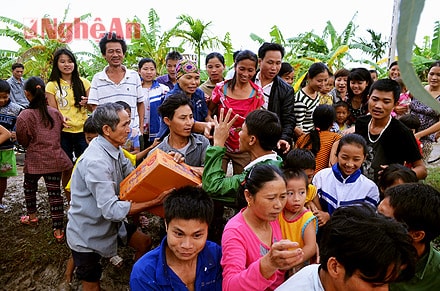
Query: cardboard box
xmin=120 ymin=149 xmax=202 ymax=217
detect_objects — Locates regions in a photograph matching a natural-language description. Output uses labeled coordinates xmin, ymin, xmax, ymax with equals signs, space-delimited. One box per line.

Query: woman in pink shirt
xmin=208 ymin=50 xmax=264 ymax=175
xmin=221 ymin=164 xmax=304 ymax=291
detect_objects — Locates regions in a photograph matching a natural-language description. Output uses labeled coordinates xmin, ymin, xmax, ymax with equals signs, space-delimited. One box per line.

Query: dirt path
xmin=0 ymin=152 xmax=162 ymax=290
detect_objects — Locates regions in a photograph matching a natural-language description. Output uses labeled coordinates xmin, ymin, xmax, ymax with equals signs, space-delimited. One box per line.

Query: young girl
xmin=333 ymin=101 xmax=351 ymax=132
xmin=312 ymin=133 xmax=379 ymax=227
xmin=346 ymin=67 xmax=373 ymax=125
xmin=208 ymin=50 xmax=264 ymax=174
xmin=329 ymin=68 xmax=349 ymax=103
xmin=295 ymin=104 xmax=342 ymax=174
xmin=278 ymin=168 xmax=318 ymax=277
xmin=392 ymin=77 xmax=411 ymax=118
xmin=277 ymin=62 xmax=295 ymax=86
xmin=318 ymin=73 xmax=334 ymax=105
xmin=46 ymin=48 xmax=90 ymax=202
xmin=294 ymin=62 xmax=330 ymax=137
xmin=16 ymin=77 xmax=72 ymax=243
xmin=138 ymin=58 xmax=169 ymax=147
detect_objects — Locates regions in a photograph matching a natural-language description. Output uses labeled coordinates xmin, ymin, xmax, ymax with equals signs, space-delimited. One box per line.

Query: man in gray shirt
xmin=6 ymin=63 xmax=28 ymax=109
xmin=66 ymin=102 xmax=168 ymax=291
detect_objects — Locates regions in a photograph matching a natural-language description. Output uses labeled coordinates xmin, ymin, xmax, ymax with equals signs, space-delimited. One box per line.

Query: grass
xmin=425 ymin=167 xmax=440 ymax=249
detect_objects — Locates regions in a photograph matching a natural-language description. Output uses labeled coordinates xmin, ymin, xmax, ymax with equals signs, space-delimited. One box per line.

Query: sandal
xmin=53 ymin=229 xmax=65 ymax=243
xmin=109 ymin=255 xmax=124 ymax=268
xmin=20 ymin=215 xmax=38 ymax=225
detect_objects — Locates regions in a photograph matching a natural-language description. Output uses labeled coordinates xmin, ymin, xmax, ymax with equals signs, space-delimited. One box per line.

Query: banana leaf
xmin=397 ymin=0 xmax=440 ymax=112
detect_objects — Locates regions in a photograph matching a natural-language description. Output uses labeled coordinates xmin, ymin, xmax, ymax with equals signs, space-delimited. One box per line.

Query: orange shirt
xmin=295 ymin=131 xmax=342 ymax=174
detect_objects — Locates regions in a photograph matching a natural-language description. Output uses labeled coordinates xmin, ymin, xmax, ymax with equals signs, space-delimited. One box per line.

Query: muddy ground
xmin=0 ymin=152 xmax=163 ymax=291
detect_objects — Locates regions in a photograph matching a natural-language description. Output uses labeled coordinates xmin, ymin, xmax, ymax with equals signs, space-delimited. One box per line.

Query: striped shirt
xmin=313 ymin=163 xmax=379 ymax=215
xmin=142 ymin=80 xmax=169 ymax=141
xmin=295 ymin=131 xmax=342 ymax=173
xmin=88 ymin=66 xmax=144 ymax=131
xmin=294 ymin=89 xmax=320 ymax=134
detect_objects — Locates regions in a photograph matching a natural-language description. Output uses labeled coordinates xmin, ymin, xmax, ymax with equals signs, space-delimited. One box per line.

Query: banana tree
xmin=398 ymin=0 xmax=440 ymax=112
xmin=0 ymin=5 xmax=91 ymax=81
xmin=125 ymin=9 xmax=184 ymax=75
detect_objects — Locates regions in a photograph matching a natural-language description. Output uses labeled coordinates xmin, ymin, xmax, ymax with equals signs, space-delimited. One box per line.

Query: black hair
xmin=336 ymin=133 xmax=367 ymax=157
xmin=25 ymin=77 xmax=54 ymax=128
xmin=165 ymin=51 xmax=182 ymax=62
xmin=383 ymin=183 xmax=440 ymax=244
xmin=399 ymin=114 xmax=421 ymax=132
xmin=230 ymin=50 xmax=258 ymax=92
xmin=164 ymin=185 xmax=214 ymax=225
xmin=232 ymin=50 xmax=241 ymax=62
xmin=283 ymin=168 xmax=309 ymax=189
xmin=238 ymin=164 xmax=286 ymax=206
xmin=115 ymin=100 xmax=131 ymax=112
xmin=320 ymin=204 xmax=417 ymax=283
xmin=158 ymin=93 xmax=193 ymax=120
xmin=428 ymin=60 xmax=440 ymax=70
xmin=283 ymin=148 xmax=316 ymax=171
xmin=138 ymin=58 xmax=157 ymax=70
xmin=378 ymin=163 xmax=418 ymax=192
xmin=258 ymin=42 xmax=285 ymax=59
xmin=99 ymin=32 xmax=127 ymax=55
xmin=0 ymin=79 xmax=11 ymax=93
xmin=368 ymin=78 xmax=401 ymax=104
xmin=277 ymin=62 xmax=294 ymax=77
xmin=205 ymin=52 xmax=225 ymax=66
xmin=333 ymin=100 xmax=350 ymax=111
xmin=48 ymin=48 xmax=87 ymax=108
xmin=83 ymin=116 xmax=97 ymax=134
xmin=347 ymin=67 xmax=373 ymax=105
xmin=245 ymin=110 xmax=281 ymax=151
xmin=389 ymin=61 xmax=398 ymax=70
xmin=304 ymin=105 xmax=336 ymax=155
xmin=11 ymin=62 xmax=24 ymax=71
xmin=300 ymin=62 xmax=330 ymax=88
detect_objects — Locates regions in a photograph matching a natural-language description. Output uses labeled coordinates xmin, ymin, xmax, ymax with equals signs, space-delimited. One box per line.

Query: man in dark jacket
xmin=255 ymin=42 xmax=296 ymax=155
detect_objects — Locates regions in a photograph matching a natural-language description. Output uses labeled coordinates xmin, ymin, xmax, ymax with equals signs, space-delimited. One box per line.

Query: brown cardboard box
xmin=120 ymin=149 xmax=202 ymax=217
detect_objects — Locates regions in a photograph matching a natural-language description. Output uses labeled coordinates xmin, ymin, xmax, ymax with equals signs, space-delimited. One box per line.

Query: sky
xmin=1 ymin=0 xmax=438 ymax=66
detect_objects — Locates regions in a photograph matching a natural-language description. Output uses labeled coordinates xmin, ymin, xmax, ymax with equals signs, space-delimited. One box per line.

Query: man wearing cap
xmin=158 ymin=59 xmax=213 ymax=139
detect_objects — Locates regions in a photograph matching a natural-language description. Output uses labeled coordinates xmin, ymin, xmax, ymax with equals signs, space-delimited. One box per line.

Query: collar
xmin=155 ymin=236 xmax=218 ymax=286
xmin=331 ymin=163 xmax=361 ymax=183
xmin=98 ymin=65 xmax=128 ymax=81
xmin=415 ymin=243 xmax=437 ymax=280
xmin=95 ymin=135 xmax=122 ymax=160
xmin=244 ymin=152 xmax=279 ymax=170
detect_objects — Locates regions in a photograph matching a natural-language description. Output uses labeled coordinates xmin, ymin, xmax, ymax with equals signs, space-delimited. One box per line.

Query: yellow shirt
xmin=306 ymin=184 xmax=317 ymax=203
xmin=45 ymin=77 xmax=91 ymax=133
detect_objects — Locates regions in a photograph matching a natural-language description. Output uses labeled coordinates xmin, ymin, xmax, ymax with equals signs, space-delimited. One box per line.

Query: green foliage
xmin=397 ymin=0 xmax=440 ymax=112
xmin=431 ymin=20 xmax=440 ymax=55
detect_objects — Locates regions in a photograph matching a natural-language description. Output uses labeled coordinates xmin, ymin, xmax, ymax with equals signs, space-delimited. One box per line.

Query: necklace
xmin=367 ymin=116 xmax=392 ymax=143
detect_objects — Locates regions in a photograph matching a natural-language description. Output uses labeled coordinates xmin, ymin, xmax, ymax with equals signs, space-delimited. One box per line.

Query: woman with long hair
xmin=46 ymin=48 xmax=90 ymax=201
xmin=16 ymin=76 xmax=72 ymax=243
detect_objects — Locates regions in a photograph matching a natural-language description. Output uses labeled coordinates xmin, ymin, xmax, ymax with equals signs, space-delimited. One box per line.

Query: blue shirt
xmin=130 ymin=236 xmax=222 ymax=291
xmin=158 ymin=84 xmax=208 ymax=139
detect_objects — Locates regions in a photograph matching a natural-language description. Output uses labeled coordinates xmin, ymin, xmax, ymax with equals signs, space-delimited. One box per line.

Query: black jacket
xmin=267 ymin=76 xmax=296 ymax=143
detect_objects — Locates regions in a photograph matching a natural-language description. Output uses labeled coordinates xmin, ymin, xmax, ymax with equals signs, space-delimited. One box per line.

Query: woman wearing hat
xmin=158 ymin=59 xmax=213 ymax=139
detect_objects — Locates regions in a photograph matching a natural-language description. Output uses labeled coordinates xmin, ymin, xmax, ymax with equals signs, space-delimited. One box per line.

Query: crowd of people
xmin=0 ymin=32 xmax=439 ymax=291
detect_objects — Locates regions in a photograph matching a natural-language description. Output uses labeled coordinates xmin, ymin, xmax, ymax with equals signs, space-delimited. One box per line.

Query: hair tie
xmin=35 ymin=85 xmax=41 ymax=89
xmin=315 ymin=127 xmax=321 ymax=132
